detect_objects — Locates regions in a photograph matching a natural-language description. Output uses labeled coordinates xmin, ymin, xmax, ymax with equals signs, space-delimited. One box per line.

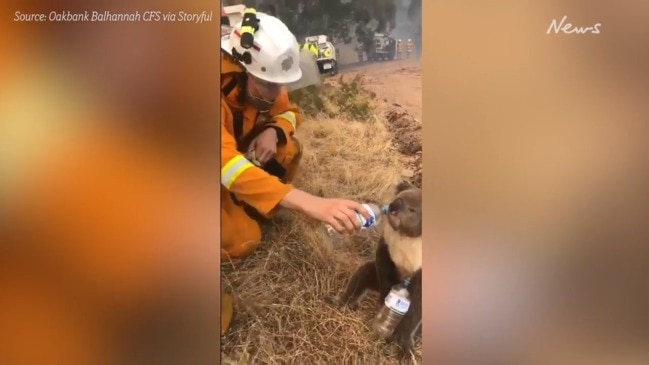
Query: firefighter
xmin=220 ymin=10 xmax=370 ymax=334
xmin=406 ymin=38 xmax=414 ymax=58
xmin=356 ymin=43 xmax=364 ymax=63
xmin=397 ymin=39 xmax=404 ymax=59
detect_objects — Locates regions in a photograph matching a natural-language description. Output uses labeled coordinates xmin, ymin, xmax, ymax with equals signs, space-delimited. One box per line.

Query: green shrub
xmin=288 ymin=74 xmax=376 ymax=121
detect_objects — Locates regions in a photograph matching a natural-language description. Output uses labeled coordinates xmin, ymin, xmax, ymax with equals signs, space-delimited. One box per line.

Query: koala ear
xmin=395 ymin=180 xmax=413 ymax=194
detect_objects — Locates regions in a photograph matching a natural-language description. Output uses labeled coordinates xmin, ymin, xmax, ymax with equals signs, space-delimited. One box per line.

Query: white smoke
xmin=389 ymin=0 xmax=418 ymax=41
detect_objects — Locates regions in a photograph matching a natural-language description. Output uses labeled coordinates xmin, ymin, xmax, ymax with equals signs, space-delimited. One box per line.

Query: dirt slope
xmin=340 ymin=59 xmax=421 ymax=121
xmin=339 ymin=59 xmax=423 ymax=187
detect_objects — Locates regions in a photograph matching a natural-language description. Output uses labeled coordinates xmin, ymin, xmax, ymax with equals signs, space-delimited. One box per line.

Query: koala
xmin=326 ymin=181 xmax=422 ymax=358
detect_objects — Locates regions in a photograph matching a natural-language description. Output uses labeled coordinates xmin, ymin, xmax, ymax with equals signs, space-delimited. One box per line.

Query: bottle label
xmin=359 ymin=203 xmax=377 ymax=228
xmin=384 ymin=292 xmax=410 ymax=314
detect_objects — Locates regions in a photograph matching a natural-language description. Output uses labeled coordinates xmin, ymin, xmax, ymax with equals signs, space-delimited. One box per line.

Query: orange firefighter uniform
xmin=220 ymin=52 xmax=303 ymax=261
xmin=406 ymin=39 xmax=414 ymax=58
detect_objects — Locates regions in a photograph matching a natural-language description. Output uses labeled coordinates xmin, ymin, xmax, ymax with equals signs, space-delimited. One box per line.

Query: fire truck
xmin=303 ymin=35 xmax=339 ymax=76
xmin=372 ymin=33 xmax=397 ymax=61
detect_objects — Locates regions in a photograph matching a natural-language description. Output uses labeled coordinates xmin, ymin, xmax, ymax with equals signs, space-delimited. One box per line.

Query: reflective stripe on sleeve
xmin=221 ymin=155 xmax=254 ymax=189
xmin=272 ymin=111 xmax=297 ymax=129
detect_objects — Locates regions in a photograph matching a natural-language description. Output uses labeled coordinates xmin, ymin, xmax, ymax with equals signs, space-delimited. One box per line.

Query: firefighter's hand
xmin=312 ymin=197 xmax=370 ymax=235
xmin=249 ymin=128 xmax=278 ymax=165
xmin=280 ymin=190 xmax=371 ymax=235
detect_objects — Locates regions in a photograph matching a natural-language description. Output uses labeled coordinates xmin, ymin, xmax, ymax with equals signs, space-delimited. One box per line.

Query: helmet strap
xmin=234 ymin=72 xmax=248 ymax=105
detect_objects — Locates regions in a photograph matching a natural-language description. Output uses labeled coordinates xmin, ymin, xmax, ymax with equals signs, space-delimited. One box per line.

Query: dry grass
xmin=221 ymin=77 xmax=421 ymax=364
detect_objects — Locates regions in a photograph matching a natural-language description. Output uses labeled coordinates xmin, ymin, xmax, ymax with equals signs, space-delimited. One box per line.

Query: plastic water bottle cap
xmin=380 ymin=204 xmax=390 ymax=214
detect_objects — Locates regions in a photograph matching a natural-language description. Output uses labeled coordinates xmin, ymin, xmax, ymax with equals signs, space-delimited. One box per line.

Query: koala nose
xmin=388 ymin=198 xmax=403 ymax=214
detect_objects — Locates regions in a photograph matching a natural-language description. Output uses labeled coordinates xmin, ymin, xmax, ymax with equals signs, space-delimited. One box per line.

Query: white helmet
xmin=221 ymin=10 xmax=302 ymax=85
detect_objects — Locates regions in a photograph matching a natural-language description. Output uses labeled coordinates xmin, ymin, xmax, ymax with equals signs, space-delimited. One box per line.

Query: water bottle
xmin=372 ymin=278 xmax=412 ymax=339
xmin=356 ymin=203 xmax=389 ymax=229
xmin=325 ymin=203 xmax=389 ymax=235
